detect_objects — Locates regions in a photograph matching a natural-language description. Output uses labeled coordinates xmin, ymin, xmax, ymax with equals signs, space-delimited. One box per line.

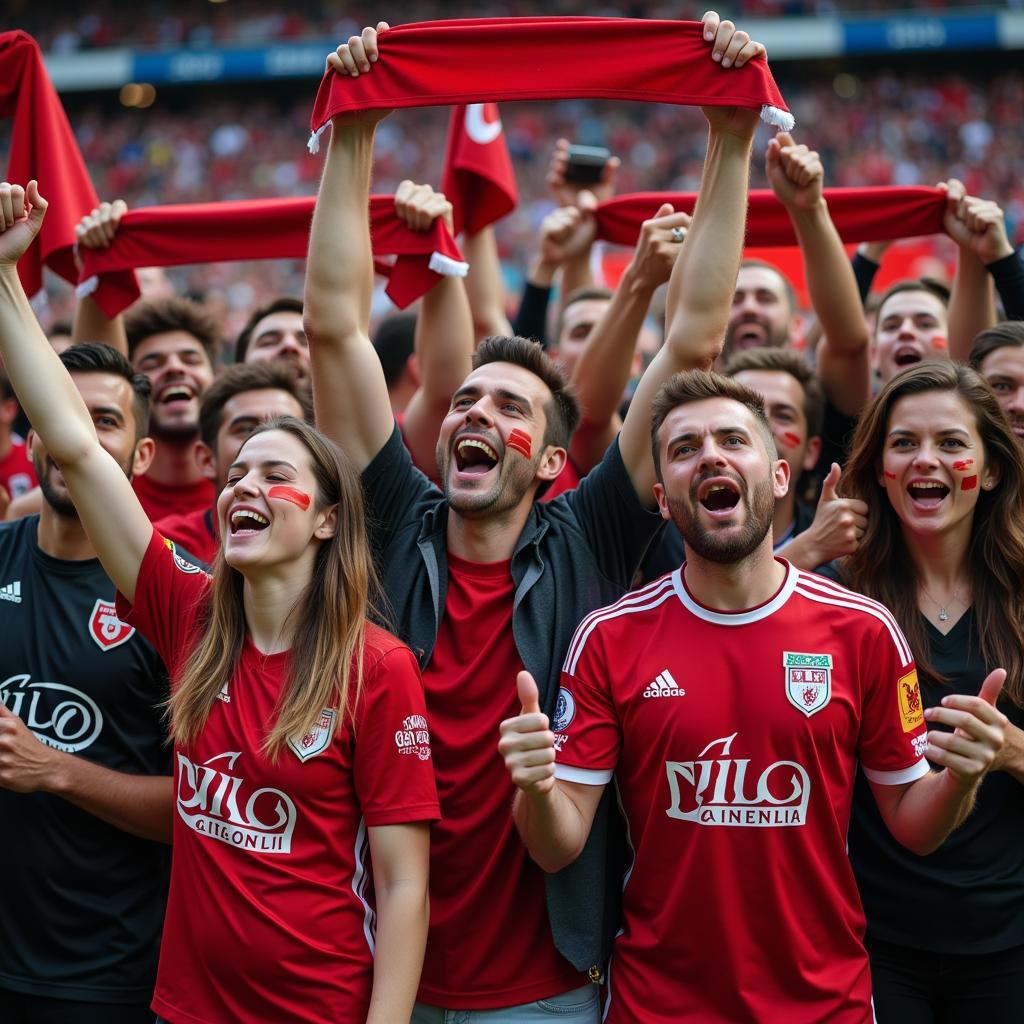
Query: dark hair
xmin=724 ymin=347 xmax=825 ymax=438
xmin=124 ymin=297 xmax=220 ymax=365
xmin=554 ymin=286 xmax=613 ymax=341
xmin=968 ymin=320 xmax=1024 ymax=371
xmin=472 ymin=335 xmax=580 ymax=449
xmin=234 ymin=297 xmax=304 ymax=363
xmin=0 ymin=368 xmax=13 ymax=401
xmin=874 ymin=278 xmax=950 ymax=334
xmin=60 ymin=343 xmax=152 ymax=438
xmin=372 ymin=312 xmax=418 ymax=389
xmin=650 ymin=370 xmax=775 ymax=480
xmin=47 ymin=320 xmax=73 ymax=339
xmin=199 ymin=361 xmax=313 ymax=450
xmin=739 ymin=259 xmax=797 ymax=313
xmin=841 ymin=362 xmax=1024 ymax=706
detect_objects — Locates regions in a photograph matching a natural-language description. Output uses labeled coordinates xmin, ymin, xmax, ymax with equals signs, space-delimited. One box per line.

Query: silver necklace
xmin=920 ymin=583 xmax=962 ymax=622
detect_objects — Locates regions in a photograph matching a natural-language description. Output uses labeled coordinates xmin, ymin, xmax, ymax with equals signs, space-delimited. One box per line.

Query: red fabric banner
xmin=310 ymin=18 xmax=793 ymax=150
xmin=442 ymin=103 xmax=518 ymax=237
xmin=595 ymin=187 xmax=947 ymax=248
xmin=0 ymin=31 xmax=100 ymax=298
xmin=77 ymin=197 xmax=468 ymax=318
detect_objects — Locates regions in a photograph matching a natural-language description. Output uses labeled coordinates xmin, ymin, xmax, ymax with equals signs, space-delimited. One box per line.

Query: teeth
xmin=457 ymin=439 xmax=498 ymax=460
xmin=912 ymin=482 xmax=946 ymax=490
xmin=161 ymin=387 xmax=192 ymax=401
xmin=231 ymin=509 xmax=269 ymax=528
xmin=708 ymin=484 xmax=727 ymax=493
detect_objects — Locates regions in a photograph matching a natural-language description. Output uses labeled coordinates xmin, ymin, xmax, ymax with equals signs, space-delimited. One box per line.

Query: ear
xmin=26 ymin=428 xmax=37 ymax=456
xmin=788 ymin=312 xmax=806 ymax=348
xmin=535 ymin=443 xmax=567 ymax=483
xmin=193 ymin=440 xmax=217 ymax=482
xmin=982 ymin=463 xmax=1001 ymax=491
xmin=802 ymin=435 xmax=821 ymax=473
xmin=772 ymin=457 xmax=791 ymax=500
xmin=652 ymin=481 xmax=672 ymax=522
xmin=131 ymin=437 xmax=156 ymax=478
xmin=314 ymin=503 xmax=338 ymax=541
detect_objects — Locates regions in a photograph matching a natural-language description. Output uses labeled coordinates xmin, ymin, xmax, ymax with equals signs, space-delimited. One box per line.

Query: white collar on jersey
xmin=671 ymin=559 xmax=798 ymax=626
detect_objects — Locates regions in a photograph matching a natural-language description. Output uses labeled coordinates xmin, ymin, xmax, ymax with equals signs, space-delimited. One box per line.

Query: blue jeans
xmin=412 ymin=984 xmax=600 ymax=1023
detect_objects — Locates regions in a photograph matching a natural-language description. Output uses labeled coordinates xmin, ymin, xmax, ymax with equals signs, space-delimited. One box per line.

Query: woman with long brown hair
xmin=832 ymin=360 xmax=1024 ymax=1022
xmin=0 ymin=183 xmax=438 ymax=1024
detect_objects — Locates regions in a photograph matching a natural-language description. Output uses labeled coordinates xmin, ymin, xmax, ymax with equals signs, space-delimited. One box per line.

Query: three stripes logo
xmin=643 ymin=669 xmax=684 ymax=698
xmin=0 ymin=581 xmax=22 ymax=604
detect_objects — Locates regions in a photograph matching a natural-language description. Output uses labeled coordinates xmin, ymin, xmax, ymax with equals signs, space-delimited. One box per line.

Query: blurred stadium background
xmin=4 ymin=0 xmax=1023 ymax=352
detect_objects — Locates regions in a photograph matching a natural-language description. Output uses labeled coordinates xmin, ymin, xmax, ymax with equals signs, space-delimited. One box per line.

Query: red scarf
xmin=0 ymin=31 xmax=99 ymax=299
xmin=595 ymin=187 xmax=947 ymax=247
xmin=309 ymin=17 xmax=793 ymax=152
xmin=77 ymin=197 xmax=468 ymax=317
xmin=442 ymin=103 xmax=518 ymax=236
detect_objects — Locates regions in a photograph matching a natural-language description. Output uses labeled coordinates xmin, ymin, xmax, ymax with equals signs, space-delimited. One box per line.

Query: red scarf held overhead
xmin=595 ymin=187 xmax=948 ymax=247
xmin=0 ymin=31 xmax=100 ymax=299
xmin=442 ymin=103 xmax=518 ymax=236
xmin=309 ymin=17 xmax=793 ymax=152
xmin=76 ymin=197 xmax=468 ymax=318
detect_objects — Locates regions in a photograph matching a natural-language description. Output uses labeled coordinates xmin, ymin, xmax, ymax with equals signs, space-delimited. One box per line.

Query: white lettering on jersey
xmin=643 ymin=670 xmax=685 ymax=698
xmin=176 ymin=750 xmax=297 ymax=854
xmin=912 ymin=733 xmax=928 ymax=759
xmin=1 ymin=674 xmax=103 ymax=752
xmin=665 ymin=732 xmax=810 ymax=827
xmin=394 ymin=714 xmax=431 ymax=761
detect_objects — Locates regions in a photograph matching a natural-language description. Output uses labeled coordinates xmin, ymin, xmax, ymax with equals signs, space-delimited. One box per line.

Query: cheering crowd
xmin=1 ymin=11 xmax=1024 ymax=1024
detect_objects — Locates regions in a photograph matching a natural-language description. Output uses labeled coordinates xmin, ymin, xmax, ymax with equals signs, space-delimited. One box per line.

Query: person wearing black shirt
xmin=823 ymin=361 xmax=1024 ymax=1022
xmin=0 ymin=344 xmax=171 ymax=1024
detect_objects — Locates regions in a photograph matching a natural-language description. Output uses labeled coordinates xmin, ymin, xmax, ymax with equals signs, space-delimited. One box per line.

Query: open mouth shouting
xmin=906 ymin=478 xmax=950 ymax=510
xmin=731 ymin=318 xmax=768 ymax=350
xmin=452 ymin=435 xmax=500 ymax=478
xmin=228 ymin=505 xmax=271 ymax=536
xmin=893 ymin=345 xmax=923 ymax=368
xmin=697 ymin=476 xmax=742 ymax=518
xmin=158 ymin=382 xmax=196 ymax=408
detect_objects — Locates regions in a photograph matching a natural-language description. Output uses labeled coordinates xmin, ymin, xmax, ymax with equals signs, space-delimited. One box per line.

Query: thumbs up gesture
xmin=498 ymin=671 xmax=557 ymax=796
xmin=794 ymin=463 xmax=868 ymax=568
xmin=923 ymin=668 xmax=1007 ymax=791
xmin=0 ymin=181 xmax=49 ymax=267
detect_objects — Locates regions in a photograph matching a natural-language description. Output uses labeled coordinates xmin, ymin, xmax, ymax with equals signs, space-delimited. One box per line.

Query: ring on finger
xmin=671 ymin=226 xmax=685 ymax=243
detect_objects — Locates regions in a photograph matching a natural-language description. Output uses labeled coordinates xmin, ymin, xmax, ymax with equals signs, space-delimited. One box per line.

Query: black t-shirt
xmin=848 ymin=606 xmax=1024 ymax=954
xmin=0 ymin=516 xmax=171 ymax=1002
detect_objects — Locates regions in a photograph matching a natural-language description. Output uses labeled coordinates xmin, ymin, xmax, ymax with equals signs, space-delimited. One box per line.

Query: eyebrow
xmin=227 ymin=415 xmax=261 ymax=431
xmin=89 ymin=405 xmax=126 ymax=423
xmin=227 ymin=458 xmax=299 ymax=473
xmin=451 ymin=385 xmax=534 ymax=416
xmin=887 ymin=427 xmax=971 ymax=438
xmin=667 ymin=425 xmax=753 ymax=445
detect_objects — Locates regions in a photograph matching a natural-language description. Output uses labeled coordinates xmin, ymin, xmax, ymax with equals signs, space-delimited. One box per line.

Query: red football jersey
xmin=117 ymin=531 xmax=440 ymax=1024
xmin=155 ymin=505 xmax=218 ymax=565
xmin=0 ymin=440 xmax=36 ymax=500
xmin=555 ymin=561 xmax=928 ymax=1024
xmin=132 ymin=471 xmax=215 ymax=522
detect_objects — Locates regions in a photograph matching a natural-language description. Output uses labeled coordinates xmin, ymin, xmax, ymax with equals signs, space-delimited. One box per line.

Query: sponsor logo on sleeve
xmin=912 ymin=733 xmax=928 ymax=759
xmin=783 ymin=652 xmax=832 ymax=717
xmin=163 ymin=536 xmax=207 ymax=575
xmin=552 ymin=687 xmax=576 ymax=731
xmin=288 ymin=708 xmax=336 ymax=762
xmin=1 ymin=674 xmax=103 ymax=752
xmin=394 ymin=715 xmax=431 ymax=760
xmin=898 ymin=669 xmax=924 ymax=732
xmin=88 ymin=598 xmax=136 ymax=651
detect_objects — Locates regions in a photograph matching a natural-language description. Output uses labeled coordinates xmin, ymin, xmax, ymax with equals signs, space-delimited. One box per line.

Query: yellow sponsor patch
xmin=897 ymin=669 xmax=924 ymax=732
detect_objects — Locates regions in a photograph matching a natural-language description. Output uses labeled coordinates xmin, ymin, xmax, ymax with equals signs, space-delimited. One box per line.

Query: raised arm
xmin=71 ymin=200 xmax=129 ymax=355
xmin=303 ymin=24 xmax=395 ymax=472
xmin=619 ymin=14 xmax=763 ymax=502
xmin=767 ymin=133 xmax=871 ymax=417
xmin=396 ymin=180 xmax=474 ymax=476
xmin=0 ymin=182 xmax=151 ymax=601
xmin=461 ymin=225 xmax=513 ymax=341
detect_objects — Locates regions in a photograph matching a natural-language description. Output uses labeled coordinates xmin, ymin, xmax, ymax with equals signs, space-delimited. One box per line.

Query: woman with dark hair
xmin=0 ymin=184 xmax=438 ymax=1023
xmin=834 ymin=360 xmax=1024 ymax=1022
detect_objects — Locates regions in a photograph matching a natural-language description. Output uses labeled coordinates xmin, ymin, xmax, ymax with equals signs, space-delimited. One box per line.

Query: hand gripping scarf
xmin=0 ymin=31 xmax=100 ymax=300
xmin=594 ymin=187 xmax=948 ymax=248
xmin=442 ymin=103 xmax=518 ymax=236
xmin=309 ymin=17 xmax=794 ymax=153
xmin=76 ymin=197 xmax=468 ymax=318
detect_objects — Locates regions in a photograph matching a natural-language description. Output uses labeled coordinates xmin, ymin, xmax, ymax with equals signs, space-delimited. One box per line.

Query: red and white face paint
xmin=506 ymin=428 xmax=533 ymax=459
xmin=268 ymin=485 xmax=312 ymax=510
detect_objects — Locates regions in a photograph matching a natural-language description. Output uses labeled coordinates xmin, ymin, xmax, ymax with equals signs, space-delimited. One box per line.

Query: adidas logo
xmin=0 ymin=581 xmax=22 ymax=604
xmin=643 ymin=669 xmax=684 ymax=698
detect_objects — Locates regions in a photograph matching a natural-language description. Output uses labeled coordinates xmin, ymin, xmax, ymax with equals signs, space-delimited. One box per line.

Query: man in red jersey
xmin=500 ymin=370 xmax=1007 ymax=1023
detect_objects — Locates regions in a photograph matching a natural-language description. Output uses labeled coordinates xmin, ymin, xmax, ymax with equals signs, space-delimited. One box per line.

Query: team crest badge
xmin=783 ymin=652 xmax=832 ymax=718
xmin=89 ymin=598 xmax=136 ymax=651
xmin=288 ymin=708 xmax=337 ymax=762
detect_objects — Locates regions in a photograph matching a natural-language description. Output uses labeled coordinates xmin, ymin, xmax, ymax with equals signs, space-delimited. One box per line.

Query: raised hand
xmin=699 ymin=12 xmax=767 ymax=139
xmin=940 ymin=178 xmax=1014 ymax=265
xmin=766 ymin=131 xmax=824 ymax=211
xmin=804 ymin=462 xmax=868 ymax=562
xmin=546 ymin=138 xmax=620 ymax=208
xmin=326 ymin=22 xmax=390 ymax=76
xmin=629 ymin=203 xmax=693 ymax=292
xmin=498 ymin=671 xmax=557 ymax=797
xmin=0 ymin=180 xmax=48 ymax=266
xmin=394 ymin=180 xmax=454 ymax=235
xmin=538 ymin=198 xmax=598 ymax=267
xmin=924 ymin=667 xmax=1007 ymax=791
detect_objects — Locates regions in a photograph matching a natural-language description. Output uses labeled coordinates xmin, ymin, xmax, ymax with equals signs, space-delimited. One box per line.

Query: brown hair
xmin=60 ymin=342 xmax=152 ymax=439
xmin=724 ymin=347 xmax=825 ymax=438
xmin=199 ymin=361 xmax=313 ymax=450
xmin=969 ymin=321 xmax=1024 ymax=371
xmin=169 ymin=416 xmax=382 ymax=759
xmin=650 ymin=370 xmax=775 ymax=480
xmin=841 ymin=362 xmax=1024 ymax=706
xmin=873 ymin=278 xmax=950 ymax=336
xmin=473 ymin=335 xmax=580 ymax=449
xmin=234 ymin=296 xmax=304 ymax=362
xmin=739 ymin=258 xmax=797 ymax=313
xmin=125 ymin=297 xmax=220 ymax=365
xmin=554 ymin=286 xmax=613 ymax=341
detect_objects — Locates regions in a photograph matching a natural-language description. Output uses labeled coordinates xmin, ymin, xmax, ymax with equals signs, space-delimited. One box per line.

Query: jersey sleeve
xmin=115 ymin=528 xmax=210 ymax=680
xmin=858 ymin=620 xmax=929 ymax=785
xmin=553 ymin=630 xmax=621 ymax=786
xmin=352 ymin=644 xmax=440 ymax=827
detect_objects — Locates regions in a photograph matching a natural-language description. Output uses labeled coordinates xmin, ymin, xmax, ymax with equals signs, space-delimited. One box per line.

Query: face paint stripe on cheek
xmin=961 ymin=475 xmax=978 ymax=491
xmin=506 ymin=429 xmax=532 ymax=459
xmin=932 ymin=335 xmax=948 ymax=350
xmin=952 ymin=459 xmax=974 ymax=471
xmin=884 ymin=471 xmax=897 ymax=480
xmin=268 ymin=485 xmax=311 ymax=510
xmin=781 ymin=432 xmax=801 ymax=448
